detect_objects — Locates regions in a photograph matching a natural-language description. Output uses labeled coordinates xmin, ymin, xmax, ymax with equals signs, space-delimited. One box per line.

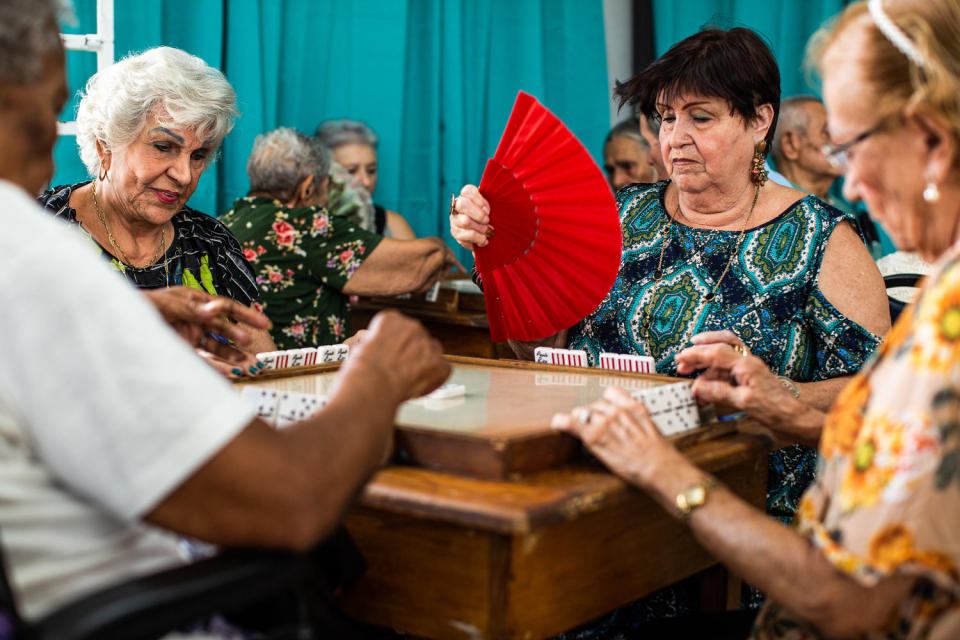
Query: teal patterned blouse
xmin=569 ymin=181 xmax=882 ymax=521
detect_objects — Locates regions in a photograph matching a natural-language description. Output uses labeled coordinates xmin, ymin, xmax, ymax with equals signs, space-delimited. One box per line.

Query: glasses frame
xmin=821 ymin=116 xmax=893 ymax=170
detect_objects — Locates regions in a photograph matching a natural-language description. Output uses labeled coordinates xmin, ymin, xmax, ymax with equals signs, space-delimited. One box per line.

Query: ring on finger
xmin=731 ymin=343 xmax=749 ymax=357
xmin=449 ymin=193 xmax=456 ymax=217
xmin=577 ymin=408 xmax=593 ymax=424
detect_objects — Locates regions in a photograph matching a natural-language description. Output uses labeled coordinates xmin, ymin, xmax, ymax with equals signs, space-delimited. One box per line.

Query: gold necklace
xmin=91 ymin=181 xmax=170 ymax=283
xmin=653 ymin=184 xmax=761 ymax=303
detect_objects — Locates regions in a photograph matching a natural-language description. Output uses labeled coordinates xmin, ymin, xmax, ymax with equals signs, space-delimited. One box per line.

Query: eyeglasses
xmin=821 ymin=120 xmax=886 ymax=171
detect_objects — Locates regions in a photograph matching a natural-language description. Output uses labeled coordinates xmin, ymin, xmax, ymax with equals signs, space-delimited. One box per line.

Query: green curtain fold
xmin=54 ymin=0 xmax=609 ymax=266
xmin=651 ymin=0 xmax=850 ymax=98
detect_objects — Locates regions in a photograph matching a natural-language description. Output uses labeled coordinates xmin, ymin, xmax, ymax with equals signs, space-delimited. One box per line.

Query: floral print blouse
xmin=220 ymin=197 xmax=382 ymax=348
xmin=752 ymin=248 xmax=960 ymax=639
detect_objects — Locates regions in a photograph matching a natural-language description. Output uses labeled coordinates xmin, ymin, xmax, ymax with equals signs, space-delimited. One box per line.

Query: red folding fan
xmin=474 ymin=91 xmax=622 ymax=342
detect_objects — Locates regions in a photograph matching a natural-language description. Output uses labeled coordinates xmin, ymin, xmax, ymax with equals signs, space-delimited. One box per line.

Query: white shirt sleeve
xmin=0 ymin=181 xmax=255 ymax=520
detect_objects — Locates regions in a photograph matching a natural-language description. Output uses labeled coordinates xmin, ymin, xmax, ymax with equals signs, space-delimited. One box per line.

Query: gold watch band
xmin=675 ymin=477 xmax=719 ymax=522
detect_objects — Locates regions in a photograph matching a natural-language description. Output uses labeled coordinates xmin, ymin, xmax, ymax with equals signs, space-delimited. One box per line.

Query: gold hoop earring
xmin=98 ymin=165 xmax=108 ymax=181
xmin=750 ymin=140 xmax=768 ymax=186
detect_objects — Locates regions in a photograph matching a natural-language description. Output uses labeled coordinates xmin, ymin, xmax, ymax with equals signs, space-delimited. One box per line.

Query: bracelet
xmin=777 ymin=376 xmax=800 ymax=399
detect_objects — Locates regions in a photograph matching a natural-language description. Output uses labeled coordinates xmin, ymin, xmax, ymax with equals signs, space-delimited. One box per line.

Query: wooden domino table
xmin=236 ymin=357 xmax=769 ymax=639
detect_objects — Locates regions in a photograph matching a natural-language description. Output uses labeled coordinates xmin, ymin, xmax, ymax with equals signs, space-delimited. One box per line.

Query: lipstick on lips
xmin=152 ymin=188 xmax=179 ymax=204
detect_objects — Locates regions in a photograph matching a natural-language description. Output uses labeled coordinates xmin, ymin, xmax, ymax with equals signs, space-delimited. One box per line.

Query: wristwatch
xmin=675 ymin=477 xmax=719 ymax=522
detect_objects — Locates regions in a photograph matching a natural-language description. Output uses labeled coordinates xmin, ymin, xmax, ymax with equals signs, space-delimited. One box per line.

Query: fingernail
xmin=232 ymin=368 xmax=243 ymax=376
xmin=256 ymin=361 xmax=265 ymax=369
xmin=248 ymin=366 xmax=258 ymax=375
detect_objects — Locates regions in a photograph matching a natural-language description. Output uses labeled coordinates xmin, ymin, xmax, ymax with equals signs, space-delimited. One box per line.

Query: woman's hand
xmin=551 ymin=386 xmax=698 ymax=493
xmin=675 ymin=330 xmax=823 ymax=445
xmin=450 ymin=185 xmax=492 ymax=251
xmin=197 ymin=347 xmax=264 ymax=379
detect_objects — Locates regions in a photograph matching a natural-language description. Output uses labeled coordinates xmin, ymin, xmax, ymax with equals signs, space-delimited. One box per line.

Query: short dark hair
xmin=616 ymin=27 xmax=781 ymax=154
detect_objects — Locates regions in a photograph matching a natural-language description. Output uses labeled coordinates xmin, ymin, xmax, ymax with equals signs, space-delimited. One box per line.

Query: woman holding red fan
xmin=451 ymin=26 xmax=890 ymax=597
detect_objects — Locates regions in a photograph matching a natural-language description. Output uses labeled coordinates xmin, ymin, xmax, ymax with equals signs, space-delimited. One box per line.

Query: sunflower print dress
xmin=752 ymin=249 xmax=960 ymax=639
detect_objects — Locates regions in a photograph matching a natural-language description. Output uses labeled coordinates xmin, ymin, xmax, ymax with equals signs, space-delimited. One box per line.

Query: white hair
xmin=246 ymin=127 xmax=331 ymax=201
xmin=771 ymin=95 xmax=822 ymax=165
xmin=75 ymin=46 xmax=238 ymax=176
xmin=315 ymin=119 xmax=379 ymax=150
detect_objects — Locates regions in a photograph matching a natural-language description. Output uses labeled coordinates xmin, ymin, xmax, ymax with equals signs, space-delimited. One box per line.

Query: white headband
xmin=868 ymin=0 xmax=925 ymax=68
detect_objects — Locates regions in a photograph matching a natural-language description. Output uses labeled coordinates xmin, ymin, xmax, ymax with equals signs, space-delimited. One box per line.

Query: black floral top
xmin=220 ymin=196 xmax=383 ymax=348
xmin=39 ymin=182 xmax=259 ymax=306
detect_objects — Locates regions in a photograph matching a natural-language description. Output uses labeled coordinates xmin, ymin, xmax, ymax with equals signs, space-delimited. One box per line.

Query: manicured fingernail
xmin=232 ymin=368 xmax=243 ymax=376
xmin=256 ymin=361 xmax=265 ymax=369
xmin=249 ymin=366 xmax=258 ymax=375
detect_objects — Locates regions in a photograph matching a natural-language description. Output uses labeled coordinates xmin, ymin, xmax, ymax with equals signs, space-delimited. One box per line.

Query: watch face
xmin=686 ymin=485 xmax=707 ymax=506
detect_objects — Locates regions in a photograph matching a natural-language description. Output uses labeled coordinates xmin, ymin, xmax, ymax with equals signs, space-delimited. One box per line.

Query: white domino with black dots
xmin=240 ymin=386 xmax=328 ymax=429
xmin=257 ymin=344 xmax=349 ymax=371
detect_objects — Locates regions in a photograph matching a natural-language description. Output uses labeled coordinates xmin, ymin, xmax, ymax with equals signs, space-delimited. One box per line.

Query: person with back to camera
xmin=37 ymin=45 xmax=277 ymax=378
xmin=552 ymin=0 xmax=960 ymax=637
xmin=316 ymin=118 xmax=416 ymax=239
xmin=0 ymin=2 xmax=450 ymax=635
xmin=222 ymin=127 xmax=461 ymax=348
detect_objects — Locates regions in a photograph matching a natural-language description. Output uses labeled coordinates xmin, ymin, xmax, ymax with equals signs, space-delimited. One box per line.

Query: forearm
xmin=796 ymin=376 xmax=850 ymax=412
xmin=343 ymin=237 xmax=447 ymax=296
xmin=642 ymin=463 xmax=911 ymax=637
xmin=147 ymin=358 xmax=400 ymax=550
xmin=508 ymin=330 xmax=568 ymax=360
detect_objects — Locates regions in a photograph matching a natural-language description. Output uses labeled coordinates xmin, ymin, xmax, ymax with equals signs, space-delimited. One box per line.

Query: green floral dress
xmin=220 ymin=197 xmax=382 ymax=348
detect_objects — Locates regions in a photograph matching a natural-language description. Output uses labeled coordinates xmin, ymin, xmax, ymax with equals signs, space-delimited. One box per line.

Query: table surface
xmin=244 ymin=357 xmax=680 ymax=438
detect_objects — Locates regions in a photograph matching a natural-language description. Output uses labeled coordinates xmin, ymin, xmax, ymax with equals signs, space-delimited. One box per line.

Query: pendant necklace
xmin=652 ymin=184 xmax=761 ymax=302
xmin=91 ymin=180 xmax=170 ymax=285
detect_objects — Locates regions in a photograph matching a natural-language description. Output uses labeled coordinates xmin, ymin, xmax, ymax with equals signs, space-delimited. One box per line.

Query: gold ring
xmin=449 ymin=193 xmax=456 ymax=217
xmin=732 ymin=343 xmax=749 ymax=357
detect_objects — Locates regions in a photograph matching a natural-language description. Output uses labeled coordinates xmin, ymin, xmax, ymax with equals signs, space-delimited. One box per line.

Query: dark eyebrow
xmin=147 ymin=127 xmax=184 ymax=144
xmin=656 ymin=100 xmax=712 ymax=110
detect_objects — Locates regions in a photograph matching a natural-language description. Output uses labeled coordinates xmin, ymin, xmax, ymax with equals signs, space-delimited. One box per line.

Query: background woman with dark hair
xmin=452 ymin=27 xmax=890 ymax=536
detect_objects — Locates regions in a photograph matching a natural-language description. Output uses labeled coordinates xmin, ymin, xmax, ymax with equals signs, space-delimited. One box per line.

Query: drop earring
xmin=750 ymin=140 xmax=768 ymax=186
xmin=923 ymin=181 xmax=940 ymax=203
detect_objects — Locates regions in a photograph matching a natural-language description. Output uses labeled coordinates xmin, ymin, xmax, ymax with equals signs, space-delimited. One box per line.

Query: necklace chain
xmin=91 ymin=180 xmax=170 ymax=284
xmin=653 ymin=184 xmax=761 ymax=303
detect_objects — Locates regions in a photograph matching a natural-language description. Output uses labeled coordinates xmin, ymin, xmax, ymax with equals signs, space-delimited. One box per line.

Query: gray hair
xmin=246 ymin=127 xmax=331 ymax=202
xmin=315 ymin=119 xmax=378 ymax=150
xmin=0 ymin=0 xmax=62 ymax=85
xmin=75 ymin=46 xmax=239 ymax=176
xmin=604 ymin=117 xmax=649 ymax=149
xmin=772 ymin=95 xmax=822 ymax=165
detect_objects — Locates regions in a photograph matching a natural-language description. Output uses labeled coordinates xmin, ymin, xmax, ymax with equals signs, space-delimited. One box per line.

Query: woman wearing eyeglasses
xmin=554 ymin=0 xmax=960 ymax=636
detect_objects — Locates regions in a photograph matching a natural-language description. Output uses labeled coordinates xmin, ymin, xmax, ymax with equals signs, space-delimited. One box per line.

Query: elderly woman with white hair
xmin=39 ymin=46 xmax=276 ymax=376
xmin=316 ymin=118 xmax=416 ymax=239
xmin=221 ymin=127 xmax=459 ymax=348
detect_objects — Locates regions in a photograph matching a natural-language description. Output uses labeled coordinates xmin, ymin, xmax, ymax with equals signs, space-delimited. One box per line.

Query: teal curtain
xmin=651 ymin=0 xmax=850 ymax=97
xmin=54 ymin=0 xmax=609 ymax=265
